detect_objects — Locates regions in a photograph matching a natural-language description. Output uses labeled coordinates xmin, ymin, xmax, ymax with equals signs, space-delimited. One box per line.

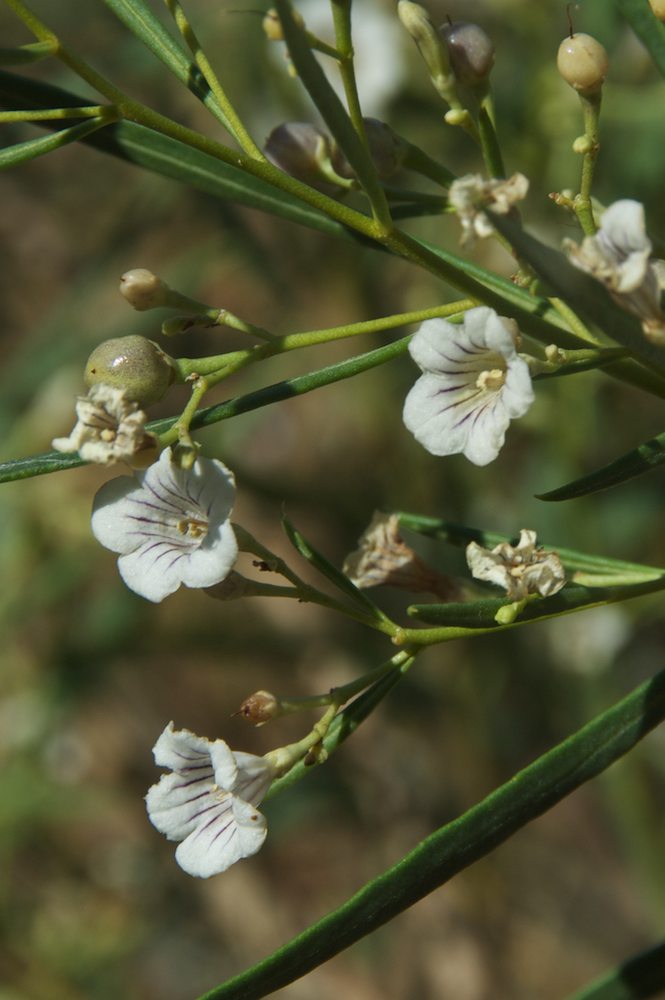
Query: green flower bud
xmin=398 ymin=1 xmax=454 ymax=98
xmin=441 ymin=21 xmax=495 ymax=87
xmin=557 ymin=33 xmax=608 ymax=94
xmin=84 ymin=335 xmax=176 ymax=407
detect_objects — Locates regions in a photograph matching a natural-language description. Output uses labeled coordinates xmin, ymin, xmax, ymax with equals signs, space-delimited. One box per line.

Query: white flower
xmin=402 ymin=307 xmax=534 ymax=466
xmin=449 ymin=173 xmax=529 ymax=246
xmin=146 ymin=722 xmax=274 ymax=878
xmin=565 ymin=199 xmax=665 ymax=343
xmin=52 ymin=383 xmax=153 ymax=466
xmin=466 ymin=529 xmax=566 ymax=601
xmin=91 ymin=447 xmax=238 ymax=602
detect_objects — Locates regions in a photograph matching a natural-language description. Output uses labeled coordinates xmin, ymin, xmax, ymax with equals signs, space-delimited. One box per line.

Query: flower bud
xmin=84 ymin=335 xmax=176 ymax=407
xmin=441 ymin=21 xmax=495 ymax=87
xmin=398 ymin=1 xmax=452 ymax=91
xmin=557 ymin=33 xmax=608 ymax=94
xmin=649 ymin=0 xmax=665 ymax=21
xmin=236 ymin=690 xmax=280 ymax=726
xmin=119 ymin=269 xmax=170 ymax=311
xmin=265 ymin=122 xmax=350 ymax=187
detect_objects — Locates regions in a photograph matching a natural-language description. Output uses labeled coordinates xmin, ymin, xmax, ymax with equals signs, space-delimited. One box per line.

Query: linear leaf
xmin=198 ymin=666 xmax=665 ymax=999
xmin=0 ymin=336 xmax=411 ymax=484
xmin=617 ymin=0 xmax=665 ymax=78
xmin=102 ymin=0 xmax=234 ymax=132
xmin=0 ymin=70 xmax=352 ymax=239
xmin=0 ymin=115 xmax=107 ymax=168
xmin=396 ymin=514 xmax=665 ymax=578
xmin=281 ymin=514 xmax=387 ymax=621
xmin=566 ymin=939 xmax=665 ymax=1000
xmin=537 ymin=430 xmax=665 ymax=501
xmin=408 ymin=577 xmax=665 ymax=629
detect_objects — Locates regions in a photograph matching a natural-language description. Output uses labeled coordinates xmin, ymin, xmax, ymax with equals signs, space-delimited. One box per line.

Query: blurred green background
xmin=1 ymin=1 xmax=665 ymax=997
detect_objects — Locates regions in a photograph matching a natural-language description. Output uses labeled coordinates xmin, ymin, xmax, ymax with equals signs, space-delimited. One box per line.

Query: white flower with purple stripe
xmin=402 ymin=307 xmax=534 ymax=466
xmin=91 ymin=447 xmax=238 ymax=602
xmin=146 ymin=722 xmax=273 ymax=878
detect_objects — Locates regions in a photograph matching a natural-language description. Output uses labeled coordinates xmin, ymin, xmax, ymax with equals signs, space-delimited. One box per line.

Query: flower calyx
xmin=52 ymin=383 xmax=157 ymax=467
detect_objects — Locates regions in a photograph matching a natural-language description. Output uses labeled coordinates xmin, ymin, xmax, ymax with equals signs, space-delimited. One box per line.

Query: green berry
xmin=84 ymin=335 xmax=176 ymax=407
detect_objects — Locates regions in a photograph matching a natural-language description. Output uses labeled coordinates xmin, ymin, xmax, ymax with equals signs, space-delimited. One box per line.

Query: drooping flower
xmin=146 ymin=722 xmax=274 ymax=878
xmin=466 ymin=529 xmax=565 ymax=600
xmin=343 ymin=511 xmax=461 ymax=599
xmin=402 ymin=307 xmax=534 ymax=466
xmin=91 ymin=447 xmax=238 ymax=602
xmin=565 ymin=199 xmax=665 ymax=343
xmin=448 ymin=172 xmax=529 ymax=246
xmin=52 ymin=383 xmax=155 ymax=466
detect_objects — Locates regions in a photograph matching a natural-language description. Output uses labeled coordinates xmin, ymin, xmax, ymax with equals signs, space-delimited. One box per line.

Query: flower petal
xmin=173 ymin=795 xmax=267 ymax=878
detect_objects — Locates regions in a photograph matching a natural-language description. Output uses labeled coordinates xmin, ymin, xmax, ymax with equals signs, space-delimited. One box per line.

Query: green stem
xmin=171 ymin=298 xmax=475 ymax=380
xmin=200 ymin=666 xmax=665 ymax=999
xmin=232 ymin=524 xmax=396 ymax=635
xmin=576 ymin=91 xmax=602 ymax=235
xmin=3 ymin=0 xmax=378 ymax=236
xmin=161 ymin=0 xmax=264 ymax=159
xmin=330 ymin=0 xmax=366 ymax=138
xmin=266 ymin=652 xmax=414 ymax=800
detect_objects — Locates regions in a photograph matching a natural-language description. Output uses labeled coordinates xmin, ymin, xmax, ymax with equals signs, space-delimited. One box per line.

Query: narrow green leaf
xmin=537 ymin=430 xmax=665 ymax=501
xmin=407 ymin=577 xmax=665 ymax=628
xmin=281 ymin=514 xmax=387 ymax=621
xmin=101 ymin=0 xmax=234 ymax=133
xmin=618 ymin=0 xmax=665 ymax=79
xmin=0 ymin=115 xmax=107 ymax=168
xmin=0 ymin=70 xmax=351 ymax=239
xmin=566 ymin=939 xmax=665 ymax=1000
xmin=396 ymin=514 xmax=665 ymax=578
xmin=0 ymin=336 xmax=411 ymax=484
xmin=0 ymin=41 xmax=55 ymax=65
xmin=198 ymin=667 xmax=665 ymax=1000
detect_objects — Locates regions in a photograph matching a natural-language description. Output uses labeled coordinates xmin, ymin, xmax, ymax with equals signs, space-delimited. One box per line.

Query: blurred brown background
xmin=1 ymin=1 xmax=665 ymax=997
